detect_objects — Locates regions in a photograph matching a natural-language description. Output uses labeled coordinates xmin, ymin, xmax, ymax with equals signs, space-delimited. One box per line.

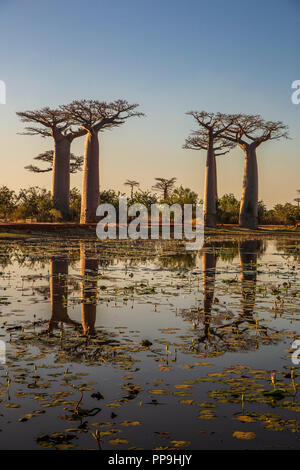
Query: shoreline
xmin=0 ymin=222 xmax=299 ymax=240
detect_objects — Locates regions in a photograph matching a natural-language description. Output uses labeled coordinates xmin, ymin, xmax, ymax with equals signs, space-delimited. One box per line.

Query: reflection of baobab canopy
xmin=80 ymin=243 xmax=99 ymax=335
xmin=49 ymin=257 xmax=79 ymax=332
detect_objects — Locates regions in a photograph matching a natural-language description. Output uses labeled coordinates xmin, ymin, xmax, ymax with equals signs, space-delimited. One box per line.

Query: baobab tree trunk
xmin=80 ymin=130 xmax=100 ymax=223
xmin=203 ymin=140 xmax=216 ymax=227
xmin=214 ymin=153 xmax=218 ymax=202
xmin=239 ymin=145 xmax=258 ymax=229
xmin=52 ymin=138 xmax=71 ymax=218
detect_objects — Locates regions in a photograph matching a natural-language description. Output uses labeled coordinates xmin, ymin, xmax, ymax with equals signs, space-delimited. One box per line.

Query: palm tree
xmin=124 ymin=179 xmax=140 ymax=198
xmin=152 ymin=177 xmax=177 ymax=200
xmin=62 ymin=100 xmax=144 ymax=223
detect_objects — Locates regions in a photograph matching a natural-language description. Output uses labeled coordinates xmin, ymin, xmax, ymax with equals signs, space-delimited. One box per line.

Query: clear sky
xmin=0 ymin=0 xmax=299 ymax=207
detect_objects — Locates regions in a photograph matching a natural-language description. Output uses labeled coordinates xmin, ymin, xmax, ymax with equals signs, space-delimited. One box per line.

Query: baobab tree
xmin=62 ymin=100 xmax=144 ymax=223
xmin=124 ymin=179 xmax=140 ymax=198
xmin=17 ymin=107 xmax=86 ymax=217
xmin=184 ymin=111 xmax=235 ymax=227
xmin=220 ymin=114 xmax=289 ymax=229
xmin=152 ymin=177 xmax=177 ymax=200
xmin=25 ymin=150 xmax=83 ymax=174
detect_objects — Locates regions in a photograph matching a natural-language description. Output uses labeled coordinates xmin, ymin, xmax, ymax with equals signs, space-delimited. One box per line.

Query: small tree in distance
xmin=152 ymin=177 xmax=177 ymax=200
xmin=124 ymin=179 xmax=140 ymax=198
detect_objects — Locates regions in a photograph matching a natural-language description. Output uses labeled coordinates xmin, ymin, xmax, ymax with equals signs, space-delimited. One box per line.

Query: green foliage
xmin=217 ymin=194 xmax=240 ymax=224
xmin=69 ymin=187 xmax=81 ymax=221
xmin=131 ymin=190 xmax=158 ymax=208
xmin=166 ymin=186 xmax=199 ymax=206
xmin=269 ymin=203 xmax=300 ymax=225
xmin=15 ymin=187 xmax=54 ymax=221
xmin=0 ymin=186 xmax=17 ymax=219
xmin=258 ymin=200 xmax=267 ymax=223
xmin=0 ymin=184 xmax=299 ymax=225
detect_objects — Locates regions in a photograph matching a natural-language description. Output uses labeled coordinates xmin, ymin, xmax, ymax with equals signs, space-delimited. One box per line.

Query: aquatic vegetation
xmin=0 ymin=235 xmax=299 ymax=449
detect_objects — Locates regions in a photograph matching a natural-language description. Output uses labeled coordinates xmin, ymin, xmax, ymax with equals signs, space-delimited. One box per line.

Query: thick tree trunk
xmin=203 ymin=139 xmax=216 ymax=227
xmin=214 ymin=153 xmax=218 ymax=202
xmin=239 ymin=145 xmax=258 ymax=229
xmin=80 ymin=130 xmax=100 ymax=223
xmin=52 ymin=137 xmax=71 ymax=218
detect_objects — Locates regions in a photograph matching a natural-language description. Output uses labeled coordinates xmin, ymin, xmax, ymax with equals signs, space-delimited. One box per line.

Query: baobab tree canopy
xmin=61 ymin=99 xmax=145 ymax=133
xmin=61 ymin=99 xmax=144 ymax=224
xmin=17 ymin=107 xmax=84 ymax=139
xmin=220 ymin=114 xmax=289 ymax=149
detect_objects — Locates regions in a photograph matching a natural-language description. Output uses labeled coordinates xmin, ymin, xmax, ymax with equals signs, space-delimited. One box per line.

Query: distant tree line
xmin=0 ymin=184 xmax=299 ymax=226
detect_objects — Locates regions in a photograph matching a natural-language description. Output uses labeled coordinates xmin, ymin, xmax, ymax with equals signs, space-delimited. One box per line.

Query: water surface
xmin=0 ymin=236 xmax=299 ymax=449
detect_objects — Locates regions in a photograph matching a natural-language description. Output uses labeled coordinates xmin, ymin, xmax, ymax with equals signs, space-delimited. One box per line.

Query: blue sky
xmin=0 ymin=0 xmax=299 ymax=206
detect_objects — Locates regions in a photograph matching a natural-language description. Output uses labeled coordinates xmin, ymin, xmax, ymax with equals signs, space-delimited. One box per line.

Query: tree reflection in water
xmin=181 ymin=238 xmax=280 ymax=354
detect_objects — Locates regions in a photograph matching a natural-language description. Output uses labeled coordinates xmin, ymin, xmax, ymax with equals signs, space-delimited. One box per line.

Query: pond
xmin=0 ymin=235 xmax=299 ymax=450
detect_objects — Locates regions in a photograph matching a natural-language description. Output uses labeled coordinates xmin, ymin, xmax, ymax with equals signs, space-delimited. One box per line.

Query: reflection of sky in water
xmin=0 ymin=237 xmax=299 ymax=449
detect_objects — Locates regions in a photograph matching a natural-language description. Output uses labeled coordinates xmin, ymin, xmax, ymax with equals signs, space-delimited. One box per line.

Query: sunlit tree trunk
xmin=239 ymin=144 xmax=258 ymax=229
xmin=80 ymin=130 xmax=100 ymax=223
xmin=203 ymin=138 xmax=216 ymax=227
xmin=52 ymin=137 xmax=71 ymax=218
xmin=214 ymin=153 xmax=218 ymax=202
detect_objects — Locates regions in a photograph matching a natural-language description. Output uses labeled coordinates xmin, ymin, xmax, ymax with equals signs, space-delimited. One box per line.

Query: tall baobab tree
xmin=152 ymin=177 xmax=177 ymax=200
xmin=220 ymin=115 xmax=289 ymax=229
xmin=17 ymin=107 xmax=86 ymax=217
xmin=124 ymin=179 xmax=140 ymax=198
xmin=62 ymin=100 xmax=144 ymax=223
xmin=184 ymin=112 xmax=235 ymax=227
xmin=25 ymin=150 xmax=83 ymax=174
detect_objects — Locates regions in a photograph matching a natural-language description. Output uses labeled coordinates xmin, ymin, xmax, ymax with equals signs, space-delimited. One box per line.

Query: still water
xmin=0 ymin=235 xmax=299 ymax=449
